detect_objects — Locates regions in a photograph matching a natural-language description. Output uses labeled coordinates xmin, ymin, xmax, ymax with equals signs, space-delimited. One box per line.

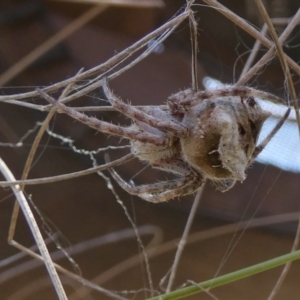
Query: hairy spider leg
xmin=176 ymin=86 xmax=284 ymax=112
xmin=106 ymin=157 xmax=202 ymax=203
xmin=102 ymin=78 xmax=189 ymax=137
xmin=139 ymin=177 xmax=203 ymax=203
xmin=213 ymin=179 xmax=236 ymax=192
xmin=37 ymin=88 xmax=171 ymax=146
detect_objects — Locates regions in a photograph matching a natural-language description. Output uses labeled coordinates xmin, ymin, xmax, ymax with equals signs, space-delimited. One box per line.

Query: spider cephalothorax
xmin=39 ymin=79 xmax=288 ymax=203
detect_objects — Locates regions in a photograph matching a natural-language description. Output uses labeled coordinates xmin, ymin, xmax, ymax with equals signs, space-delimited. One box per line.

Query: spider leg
xmin=37 ymin=88 xmax=170 ymax=146
xmin=106 ymin=155 xmax=202 ymax=202
xmin=139 ymin=176 xmax=203 ymax=203
xmin=108 ymin=166 xmax=193 ymax=196
xmin=174 ymin=86 xmax=284 ymax=112
xmin=106 ymin=157 xmax=196 ymax=196
xmin=213 ymin=179 xmax=236 ymax=192
xmin=251 ymin=107 xmax=291 ymax=161
xmin=102 ymin=78 xmax=189 ymax=137
xmin=151 ymin=158 xmax=194 ymax=175
xmin=173 ymin=176 xmax=204 ymax=196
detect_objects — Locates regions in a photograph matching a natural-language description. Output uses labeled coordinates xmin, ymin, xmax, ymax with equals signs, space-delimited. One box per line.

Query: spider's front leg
xmin=169 ymin=86 xmax=284 ymax=113
xmin=37 ymin=88 xmax=171 ymax=146
xmin=102 ymin=78 xmax=189 ymax=137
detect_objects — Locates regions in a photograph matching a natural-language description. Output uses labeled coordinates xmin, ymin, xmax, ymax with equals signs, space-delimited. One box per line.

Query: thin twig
xmin=267 ymin=218 xmax=300 ymax=300
xmin=69 ymin=212 xmax=300 ymax=300
xmin=48 ymin=0 xmax=165 ymax=8
xmin=254 ymin=0 xmax=300 ymax=135
xmin=166 ymin=183 xmax=205 ymax=292
xmin=0 ymin=5 xmax=108 ymax=86
xmin=0 ymin=153 xmax=134 ymax=187
xmin=253 ymin=2 xmax=300 ymax=297
xmin=0 ymin=158 xmax=68 ymax=300
xmin=202 ymin=0 xmax=300 ymax=76
xmin=187 ymin=0 xmax=198 ymax=91
xmin=0 ymin=10 xmax=189 ymax=102
xmin=7 ymin=72 xmax=84 ymax=299
xmin=0 ymin=225 xmax=162 ymax=286
xmin=239 ymin=23 xmax=268 ymax=79
xmin=237 ymin=10 xmax=300 ymax=86
xmin=8 ymin=240 xmax=127 ymax=300
xmin=8 ymin=72 xmax=82 ymax=242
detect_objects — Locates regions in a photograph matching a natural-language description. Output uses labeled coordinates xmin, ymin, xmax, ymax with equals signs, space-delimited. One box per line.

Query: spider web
xmin=0 ymin=1 xmax=300 ymax=300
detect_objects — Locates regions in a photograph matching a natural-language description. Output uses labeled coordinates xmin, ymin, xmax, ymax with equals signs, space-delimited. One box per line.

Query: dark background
xmin=0 ymin=1 xmax=300 ymax=299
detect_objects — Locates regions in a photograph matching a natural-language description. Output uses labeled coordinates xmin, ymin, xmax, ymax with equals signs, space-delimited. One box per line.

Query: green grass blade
xmin=148 ymin=249 xmax=300 ymax=300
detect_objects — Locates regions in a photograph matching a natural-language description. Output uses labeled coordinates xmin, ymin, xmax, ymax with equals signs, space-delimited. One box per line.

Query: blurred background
xmin=0 ymin=0 xmax=300 ymax=299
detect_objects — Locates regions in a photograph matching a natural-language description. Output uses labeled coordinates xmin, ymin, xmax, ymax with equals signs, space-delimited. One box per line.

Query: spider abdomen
xmin=180 ymin=96 xmax=268 ymax=182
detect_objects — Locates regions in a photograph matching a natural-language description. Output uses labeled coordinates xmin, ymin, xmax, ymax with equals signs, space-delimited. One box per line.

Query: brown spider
xmin=37 ymin=78 xmax=289 ymax=203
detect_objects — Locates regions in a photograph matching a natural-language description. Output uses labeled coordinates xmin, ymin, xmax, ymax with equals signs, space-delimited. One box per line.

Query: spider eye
xmin=238 ymin=123 xmax=246 ymax=136
xmin=246 ymin=97 xmax=256 ymax=107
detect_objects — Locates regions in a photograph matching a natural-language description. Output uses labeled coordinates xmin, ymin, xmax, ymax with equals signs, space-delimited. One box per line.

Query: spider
xmin=37 ymin=78 xmax=289 ymax=203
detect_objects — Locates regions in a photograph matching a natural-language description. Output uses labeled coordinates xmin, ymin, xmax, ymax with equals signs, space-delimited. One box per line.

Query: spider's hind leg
xmin=213 ymin=179 xmax=236 ymax=192
xmin=105 ymin=156 xmax=202 ymax=203
xmin=108 ymin=167 xmax=192 ymax=198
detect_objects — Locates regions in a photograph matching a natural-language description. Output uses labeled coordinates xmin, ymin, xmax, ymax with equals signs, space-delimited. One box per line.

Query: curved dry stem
xmin=8 ymin=71 xmax=83 ymax=251
xmin=254 ymin=0 xmax=299 ymax=122
xmin=6 ymin=276 xmax=79 ymax=300
xmin=0 ymin=5 xmax=108 ymax=86
xmin=0 ymin=157 xmax=68 ymax=300
xmin=0 ymin=10 xmax=189 ymax=102
xmin=0 ymin=0 xmax=165 ymax=86
xmin=0 ymin=153 xmax=134 ymax=187
xmin=254 ymin=1 xmax=300 ymax=298
xmin=267 ymin=217 xmax=300 ymax=300
xmin=68 ymin=212 xmax=300 ymax=300
xmin=0 ymin=225 xmax=162 ymax=287
xmin=49 ymin=0 xmax=165 ymax=8
xmin=203 ymin=0 xmax=300 ymax=76
xmin=239 ymin=23 xmax=268 ymax=80
xmin=237 ymin=10 xmax=300 ymax=86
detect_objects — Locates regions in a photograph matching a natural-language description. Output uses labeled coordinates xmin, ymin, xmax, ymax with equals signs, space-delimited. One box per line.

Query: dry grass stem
xmin=254 ymin=1 xmax=300 ymax=297
xmin=203 ymin=0 xmax=300 ymax=75
xmin=237 ymin=11 xmax=300 ymax=86
xmin=0 ymin=5 xmax=108 ymax=86
xmin=0 ymin=153 xmax=134 ymax=187
xmin=0 ymin=10 xmax=188 ymax=102
xmin=68 ymin=212 xmax=300 ymax=299
xmin=166 ymin=184 xmax=205 ymax=293
xmin=0 ymin=158 xmax=68 ymax=300
xmin=48 ymin=0 xmax=165 ymax=8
